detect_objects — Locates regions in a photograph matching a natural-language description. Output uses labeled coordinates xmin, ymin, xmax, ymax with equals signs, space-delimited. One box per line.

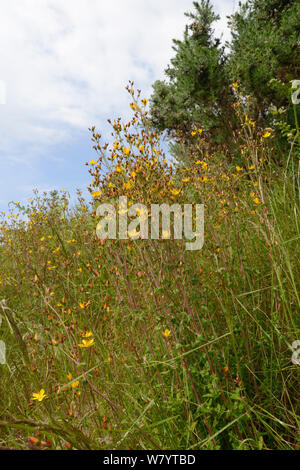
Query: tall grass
xmin=0 ymin=86 xmax=299 ymax=450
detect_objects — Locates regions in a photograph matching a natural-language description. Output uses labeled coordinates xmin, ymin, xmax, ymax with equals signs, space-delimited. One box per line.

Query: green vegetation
xmin=0 ymin=1 xmax=299 ymax=450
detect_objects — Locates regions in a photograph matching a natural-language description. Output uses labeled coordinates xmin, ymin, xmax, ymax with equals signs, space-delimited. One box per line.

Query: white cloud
xmin=0 ymin=1 xmax=233 ymax=158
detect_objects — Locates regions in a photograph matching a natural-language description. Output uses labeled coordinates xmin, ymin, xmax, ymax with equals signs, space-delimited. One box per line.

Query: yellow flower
xmin=123 ymin=147 xmax=130 ymax=156
xmin=92 ymin=191 xmax=102 ymax=198
xmin=170 ymin=188 xmax=180 ymax=196
xmin=123 ymin=181 xmax=132 ymax=190
xmin=116 ymin=166 xmax=123 ymax=173
xmin=253 ymin=198 xmax=260 ymax=205
xmin=32 ymin=389 xmax=47 ymax=402
xmin=78 ymin=339 xmax=95 ymax=348
xmin=67 ymin=373 xmax=73 ymax=381
xmin=250 ymin=192 xmax=255 ymax=198
xmin=139 ymin=145 xmax=145 ymax=152
xmin=263 ymin=131 xmax=271 ymax=138
xmin=71 ymin=381 xmax=79 ymax=388
xmin=89 ymin=160 xmax=97 ymax=165
xmin=162 ymin=329 xmax=171 ymax=339
xmin=236 ymin=166 xmax=243 ymax=172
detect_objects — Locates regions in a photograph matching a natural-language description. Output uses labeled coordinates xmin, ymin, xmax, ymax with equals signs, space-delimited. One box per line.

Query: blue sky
xmin=0 ymin=0 xmax=234 ymax=213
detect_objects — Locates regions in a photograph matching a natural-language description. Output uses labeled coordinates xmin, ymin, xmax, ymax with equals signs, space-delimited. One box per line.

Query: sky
xmin=0 ymin=0 xmax=235 ymax=213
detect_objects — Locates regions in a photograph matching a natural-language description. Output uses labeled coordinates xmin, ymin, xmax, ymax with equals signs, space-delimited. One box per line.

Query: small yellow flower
xmin=89 ymin=160 xmax=97 ymax=165
xmin=32 ymin=389 xmax=47 ymax=402
xmin=71 ymin=381 xmax=79 ymax=388
xmin=170 ymin=188 xmax=180 ymax=196
xmin=263 ymin=131 xmax=271 ymax=139
xmin=78 ymin=339 xmax=95 ymax=348
xmin=162 ymin=329 xmax=171 ymax=338
xmin=236 ymin=166 xmax=243 ymax=172
xmin=123 ymin=147 xmax=130 ymax=156
xmin=139 ymin=145 xmax=145 ymax=152
xmin=123 ymin=181 xmax=132 ymax=190
xmin=253 ymin=198 xmax=260 ymax=205
xmin=92 ymin=191 xmax=102 ymax=198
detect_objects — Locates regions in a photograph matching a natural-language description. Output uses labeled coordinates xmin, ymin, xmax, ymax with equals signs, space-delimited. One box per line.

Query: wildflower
xmin=70 ymin=381 xmax=79 ymax=388
xmin=170 ymin=188 xmax=180 ymax=196
xmin=253 ymin=198 xmax=260 ymax=205
xmin=92 ymin=191 xmax=102 ymax=198
xmin=78 ymin=339 xmax=95 ymax=348
xmin=32 ymin=389 xmax=47 ymax=402
xmin=123 ymin=181 xmax=132 ymax=190
xmin=224 ymin=366 xmax=229 ymax=373
xmin=263 ymin=131 xmax=271 ymax=138
xmin=123 ymin=147 xmax=130 ymax=156
xmin=89 ymin=160 xmax=97 ymax=165
xmin=29 ymin=436 xmax=39 ymax=445
xmin=162 ymin=329 xmax=171 ymax=338
xmin=139 ymin=145 xmax=145 ymax=152
xmin=236 ymin=166 xmax=243 ymax=172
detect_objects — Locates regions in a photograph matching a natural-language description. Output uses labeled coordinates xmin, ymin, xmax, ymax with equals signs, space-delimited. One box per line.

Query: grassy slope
xmin=0 ymin=89 xmax=299 ymax=450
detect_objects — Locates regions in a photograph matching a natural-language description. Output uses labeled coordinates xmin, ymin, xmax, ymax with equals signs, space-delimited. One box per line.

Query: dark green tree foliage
xmin=229 ymin=0 xmax=300 ymax=121
xmin=150 ymin=1 xmax=234 ymax=145
xmin=150 ymin=0 xmax=300 ymax=150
